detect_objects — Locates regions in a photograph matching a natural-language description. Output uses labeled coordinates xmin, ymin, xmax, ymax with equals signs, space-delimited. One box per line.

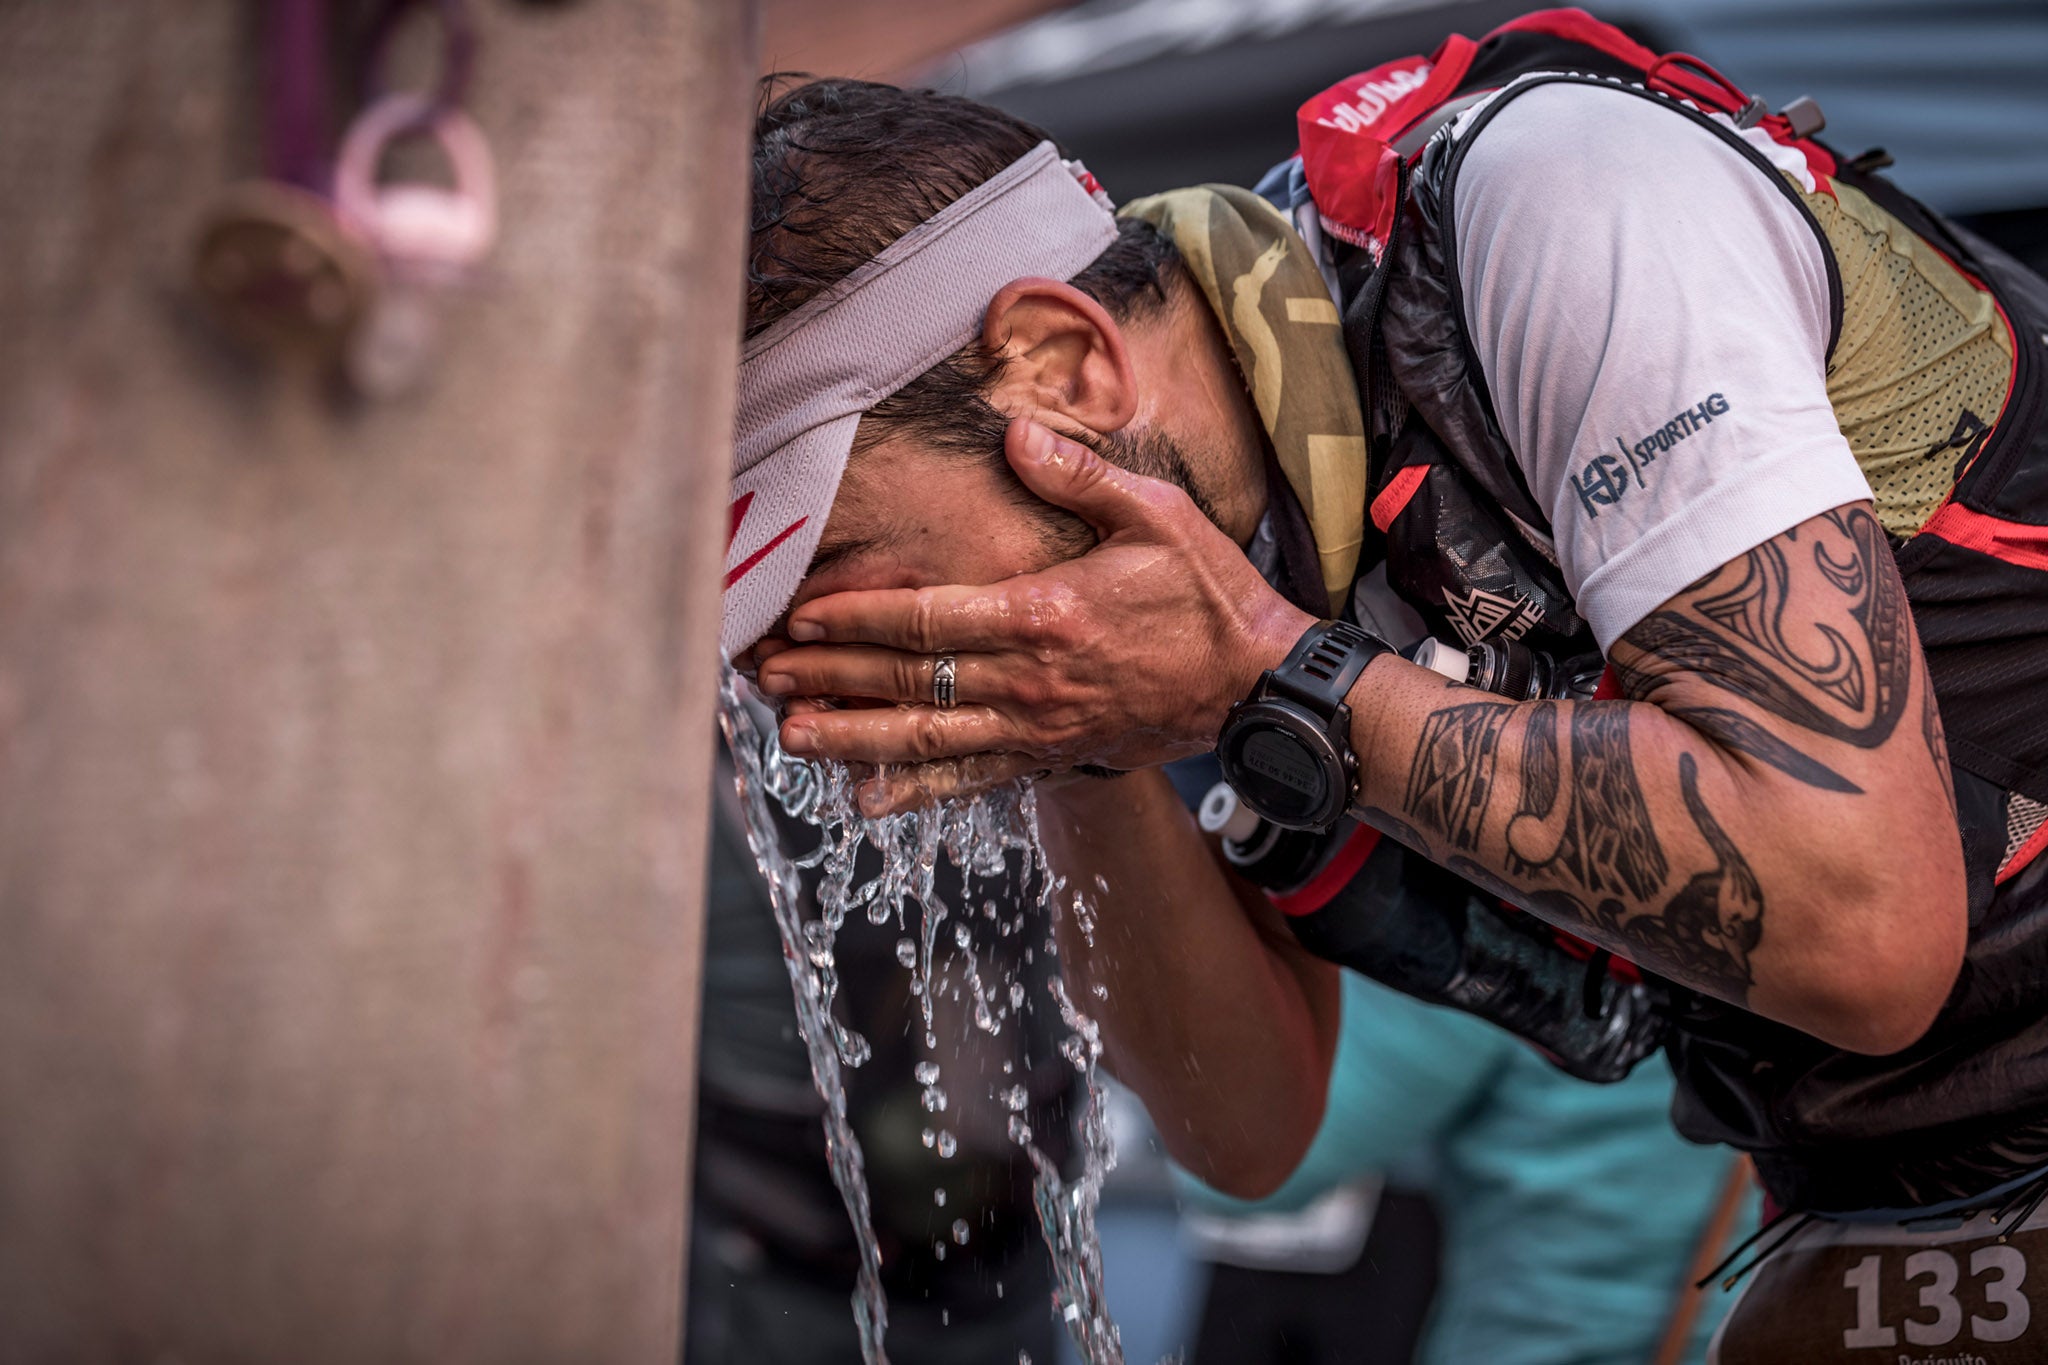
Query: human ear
xmin=981 ymin=278 xmax=1138 ymax=436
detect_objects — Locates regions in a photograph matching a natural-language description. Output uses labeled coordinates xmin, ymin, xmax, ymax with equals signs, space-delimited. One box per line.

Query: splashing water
xmin=1032 ymin=973 xmax=1122 ymax=1363
xmin=717 ymin=678 xmax=889 ymax=1357
xmin=718 ymin=673 xmax=1127 ymax=1364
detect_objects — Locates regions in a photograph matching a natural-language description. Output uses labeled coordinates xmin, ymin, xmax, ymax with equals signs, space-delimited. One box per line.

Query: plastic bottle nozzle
xmin=1198 ymin=782 xmax=1262 ymax=844
xmin=1409 ymin=637 xmax=1472 ymax=683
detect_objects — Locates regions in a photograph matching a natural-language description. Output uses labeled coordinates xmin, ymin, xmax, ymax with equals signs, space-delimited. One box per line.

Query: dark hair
xmin=748 ymin=77 xmax=1181 ymax=459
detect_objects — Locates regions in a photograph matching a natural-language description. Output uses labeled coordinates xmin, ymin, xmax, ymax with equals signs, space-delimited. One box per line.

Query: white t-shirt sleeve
xmin=1452 ymin=81 xmax=1874 ymax=652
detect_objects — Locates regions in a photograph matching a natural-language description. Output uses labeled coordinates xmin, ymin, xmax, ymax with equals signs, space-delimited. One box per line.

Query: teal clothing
xmin=1182 ymin=970 xmax=1756 ymax=1365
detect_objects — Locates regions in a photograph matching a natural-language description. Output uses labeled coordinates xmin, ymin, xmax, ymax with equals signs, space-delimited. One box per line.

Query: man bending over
xmin=727 ymin=15 xmax=2048 ymax=1351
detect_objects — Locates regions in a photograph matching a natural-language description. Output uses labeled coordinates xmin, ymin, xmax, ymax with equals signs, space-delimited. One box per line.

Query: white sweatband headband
xmin=722 ymin=140 xmax=1119 ymax=658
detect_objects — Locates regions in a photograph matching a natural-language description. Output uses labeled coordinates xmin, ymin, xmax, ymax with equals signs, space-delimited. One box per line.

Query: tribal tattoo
xmin=1587 ymin=754 xmax=1765 ymax=1002
xmin=1364 ymin=506 xmax=1947 ymax=1010
xmin=1405 ymin=703 xmax=1515 ymax=853
xmin=1630 ymin=703 xmax=1862 ymax=794
xmin=1500 ymin=702 xmax=1668 ymax=901
xmin=1445 ymin=854 xmax=1616 ymax=937
xmin=1617 ymin=507 xmax=1913 ymax=760
xmin=1436 ymin=750 xmax=1762 ymax=1005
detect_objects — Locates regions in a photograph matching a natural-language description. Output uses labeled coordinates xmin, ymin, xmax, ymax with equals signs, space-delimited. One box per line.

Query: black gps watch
xmin=1215 ymin=619 xmax=1393 ymax=832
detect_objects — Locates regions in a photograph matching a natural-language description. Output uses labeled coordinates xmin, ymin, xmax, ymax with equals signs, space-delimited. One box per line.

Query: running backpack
xmin=1269 ymin=6 xmax=2048 ymax=1210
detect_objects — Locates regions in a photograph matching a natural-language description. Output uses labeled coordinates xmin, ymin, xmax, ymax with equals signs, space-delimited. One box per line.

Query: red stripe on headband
xmin=726 ymin=514 xmax=809 ymax=590
xmin=727 ymin=491 xmax=754 ymax=551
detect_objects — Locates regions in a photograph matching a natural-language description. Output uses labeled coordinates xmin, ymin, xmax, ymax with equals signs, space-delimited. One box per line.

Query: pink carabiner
xmin=332 ymin=90 xmax=497 ymax=276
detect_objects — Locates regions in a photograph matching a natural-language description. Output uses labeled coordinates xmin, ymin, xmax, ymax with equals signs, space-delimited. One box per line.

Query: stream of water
xmin=718 ymin=673 xmax=1127 ymax=1365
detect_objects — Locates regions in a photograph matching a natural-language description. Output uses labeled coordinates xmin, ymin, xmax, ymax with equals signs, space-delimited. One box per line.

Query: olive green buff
xmin=1123 ymin=186 xmax=1370 ymax=607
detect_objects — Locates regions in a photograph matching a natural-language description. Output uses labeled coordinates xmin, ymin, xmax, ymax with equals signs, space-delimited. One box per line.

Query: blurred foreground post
xmin=0 ymin=2 xmax=751 ymax=1360
xmin=760 ymin=0 xmax=1070 ymax=78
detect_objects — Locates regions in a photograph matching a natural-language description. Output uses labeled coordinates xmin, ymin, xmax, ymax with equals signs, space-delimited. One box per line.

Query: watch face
xmin=1221 ymin=712 xmax=1333 ymax=829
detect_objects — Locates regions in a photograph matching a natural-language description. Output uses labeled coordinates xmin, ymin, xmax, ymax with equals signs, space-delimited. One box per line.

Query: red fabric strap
xmin=1921 ymin=503 xmax=2048 ymax=575
xmin=1270 ymin=823 xmax=1383 ymax=917
xmin=2000 ymin=818 xmax=2048 ymax=887
xmin=1370 ymin=464 xmax=1431 ymax=533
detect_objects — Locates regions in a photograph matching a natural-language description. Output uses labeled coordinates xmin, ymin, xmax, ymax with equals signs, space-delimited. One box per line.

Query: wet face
xmin=784 ymin=435 xmax=1086 ymax=624
xmin=781 ymin=414 xmax=1236 ymax=636
xmin=750 ymin=272 xmax=1271 ymax=657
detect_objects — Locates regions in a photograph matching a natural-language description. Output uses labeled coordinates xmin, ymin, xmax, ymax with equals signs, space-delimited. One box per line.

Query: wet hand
xmin=754 ymin=417 xmax=1312 ymax=812
xmin=772 ymin=693 xmax=1072 ymax=810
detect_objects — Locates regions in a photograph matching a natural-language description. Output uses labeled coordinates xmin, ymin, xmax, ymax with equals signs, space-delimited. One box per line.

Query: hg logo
xmin=1572 ymin=392 xmax=1730 ymax=518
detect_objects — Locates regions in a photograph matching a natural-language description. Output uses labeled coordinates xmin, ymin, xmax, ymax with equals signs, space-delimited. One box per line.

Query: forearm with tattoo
xmin=1348 ymin=505 xmax=1963 ymax=1027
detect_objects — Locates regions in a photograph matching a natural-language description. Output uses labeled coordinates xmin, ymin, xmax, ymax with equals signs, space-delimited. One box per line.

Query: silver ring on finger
xmin=932 ymin=654 xmax=958 ymax=710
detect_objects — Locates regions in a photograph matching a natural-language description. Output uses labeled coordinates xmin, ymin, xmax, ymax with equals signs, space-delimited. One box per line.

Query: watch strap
xmin=1264 ymin=619 xmax=1390 ymax=715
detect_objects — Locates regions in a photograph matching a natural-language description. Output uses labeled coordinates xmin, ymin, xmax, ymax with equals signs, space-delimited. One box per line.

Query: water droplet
xmin=1091 ymin=981 xmax=1108 ymax=1000
xmin=936 ymin=1130 xmax=958 ymax=1159
xmin=933 ymin=1241 xmax=947 ymax=1261
xmin=920 ymin=1127 xmax=935 ymax=1149
xmin=920 ymin=1086 xmax=947 ymax=1113
xmin=1009 ymin=982 xmax=1026 ymax=1009
xmin=895 ymin=937 xmax=917 ymax=968
xmin=983 ymin=898 xmax=999 ymax=919
xmin=914 ymin=1060 xmax=940 ymax=1085
xmin=1007 ymin=1115 xmax=1033 ymax=1145
xmin=1001 ymin=1059 xmax=1014 ymax=1075
xmin=1016 ymin=1351 xmax=1028 ymax=1364
xmin=951 ymin=1218 xmax=970 ymax=1244
xmin=924 ymin=1031 xmax=938 ymax=1049
xmin=997 ymin=1280 xmax=1005 ymax=1300
xmin=953 ymin=921 xmax=971 ymax=948
xmin=933 ymin=1188 xmax=947 ymax=1207
xmin=1001 ymin=1084 xmax=1029 ymax=1111
xmin=942 ymin=1308 xmax=950 ymax=1327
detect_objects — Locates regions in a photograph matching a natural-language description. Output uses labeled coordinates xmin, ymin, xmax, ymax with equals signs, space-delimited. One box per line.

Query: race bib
xmin=1712 ymin=1201 xmax=2048 ymax=1364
